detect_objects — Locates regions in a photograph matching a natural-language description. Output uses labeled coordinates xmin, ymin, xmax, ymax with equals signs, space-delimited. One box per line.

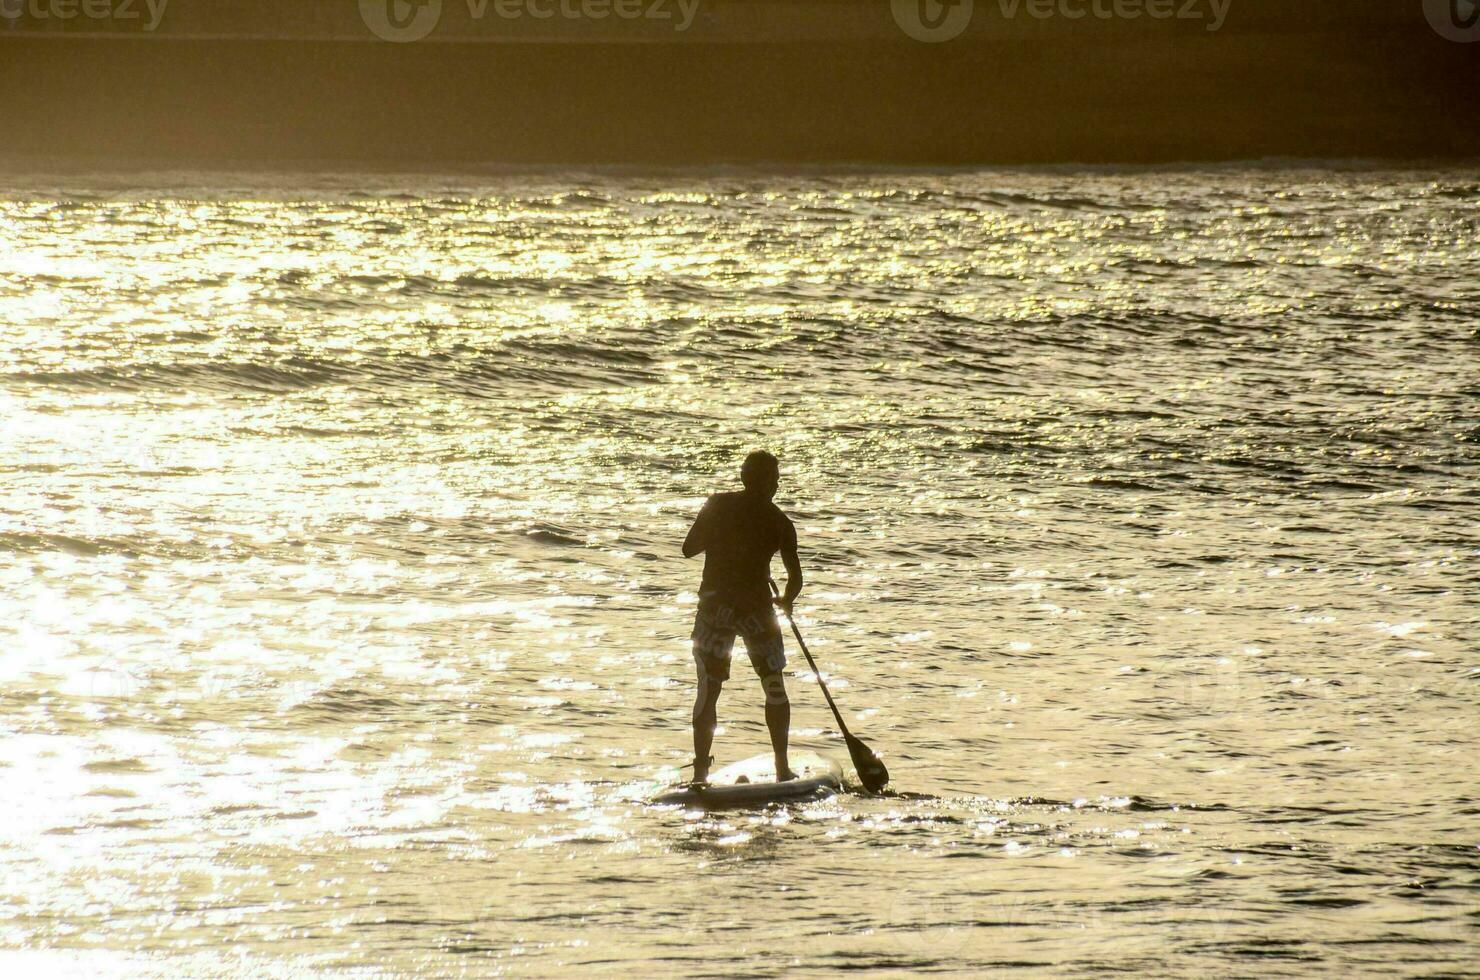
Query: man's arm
xmin=777 ymin=519 xmax=802 ymax=615
xmin=682 ymin=497 xmax=714 ymax=558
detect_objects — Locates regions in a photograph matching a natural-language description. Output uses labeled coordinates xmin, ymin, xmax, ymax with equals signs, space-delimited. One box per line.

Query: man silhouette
xmin=682 ymin=450 xmax=803 ymax=784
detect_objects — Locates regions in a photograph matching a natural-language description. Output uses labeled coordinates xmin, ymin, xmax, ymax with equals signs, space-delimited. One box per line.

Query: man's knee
xmin=761 ymin=673 xmax=789 ymax=707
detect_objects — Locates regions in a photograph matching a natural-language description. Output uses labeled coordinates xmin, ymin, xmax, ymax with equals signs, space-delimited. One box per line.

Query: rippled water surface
xmin=1 ymin=166 xmax=1477 ymax=976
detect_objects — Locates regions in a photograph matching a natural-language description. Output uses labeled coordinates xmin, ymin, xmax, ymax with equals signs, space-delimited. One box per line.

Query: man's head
xmin=740 ymin=450 xmax=780 ymax=499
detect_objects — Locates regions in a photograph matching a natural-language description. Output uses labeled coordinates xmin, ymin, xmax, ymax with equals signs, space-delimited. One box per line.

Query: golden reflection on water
xmin=0 ymin=166 xmax=1477 ymax=974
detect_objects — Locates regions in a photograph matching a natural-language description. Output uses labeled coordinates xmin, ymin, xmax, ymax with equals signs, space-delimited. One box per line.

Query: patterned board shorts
xmin=691 ymin=596 xmax=786 ymax=682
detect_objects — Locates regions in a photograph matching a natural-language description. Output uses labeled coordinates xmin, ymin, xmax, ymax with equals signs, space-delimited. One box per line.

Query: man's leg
xmin=760 ymin=672 xmax=795 ymax=781
xmin=691 ymin=664 xmax=723 ymax=783
xmin=690 ymin=604 xmax=735 ymax=784
xmin=745 ymin=620 xmax=795 ymax=780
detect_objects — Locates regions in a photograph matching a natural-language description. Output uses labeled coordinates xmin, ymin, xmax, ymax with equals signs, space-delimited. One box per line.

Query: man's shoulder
xmin=770 ymin=502 xmax=796 ymax=537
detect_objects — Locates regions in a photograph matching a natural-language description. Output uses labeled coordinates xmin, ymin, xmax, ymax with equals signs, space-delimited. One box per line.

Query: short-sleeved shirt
xmin=692 ymin=491 xmax=797 ymax=616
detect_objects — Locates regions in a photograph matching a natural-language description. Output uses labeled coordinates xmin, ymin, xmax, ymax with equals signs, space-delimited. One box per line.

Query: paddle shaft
xmin=770 ymin=578 xmax=854 ymax=740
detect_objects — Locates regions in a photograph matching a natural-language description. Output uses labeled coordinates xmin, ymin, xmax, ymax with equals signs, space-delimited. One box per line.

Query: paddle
xmin=770 ymin=578 xmax=890 ymax=793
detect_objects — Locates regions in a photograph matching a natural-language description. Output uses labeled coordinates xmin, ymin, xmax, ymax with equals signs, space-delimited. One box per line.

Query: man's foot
xmin=776 ymin=763 xmax=798 ymax=782
xmin=690 ymin=755 xmax=714 ymax=786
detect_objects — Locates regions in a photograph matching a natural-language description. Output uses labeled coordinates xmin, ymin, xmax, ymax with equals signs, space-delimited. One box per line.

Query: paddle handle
xmin=770 ymin=578 xmax=853 ymax=740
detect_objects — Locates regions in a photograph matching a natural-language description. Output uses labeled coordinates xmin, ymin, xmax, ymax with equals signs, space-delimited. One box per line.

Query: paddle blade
xmin=845 ymin=733 xmax=890 ymax=793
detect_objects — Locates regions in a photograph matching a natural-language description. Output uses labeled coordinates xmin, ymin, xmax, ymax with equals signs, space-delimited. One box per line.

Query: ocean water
xmin=1 ymin=165 xmax=1476 ymax=977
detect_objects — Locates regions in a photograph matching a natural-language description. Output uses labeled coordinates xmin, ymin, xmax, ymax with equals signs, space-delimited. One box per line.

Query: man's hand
xmin=773 ymin=552 xmax=802 ymax=623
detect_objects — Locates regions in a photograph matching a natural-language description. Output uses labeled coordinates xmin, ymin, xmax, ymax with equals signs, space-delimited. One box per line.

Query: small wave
xmin=0 ymin=531 xmax=135 ymax=557
xmin=288 ymin=686 xmax=411 ymax=720
xmin=1077 ymin=477 xmax=1162 ymax=492
xmin=82 ymin=757 xmax=152 ymax=774
xmin=0 ymin=530 xmax=244 ymax=561
xmin=3 ymin=340 xmax=661 ymax=397
xmin=6 ymin=358 xmax=349 ymax=394
xmin=521 ymin=524 xmax=584 ymax=546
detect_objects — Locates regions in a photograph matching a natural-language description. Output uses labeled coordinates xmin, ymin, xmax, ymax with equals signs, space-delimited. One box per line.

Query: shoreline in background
xmin=3 ymin=154 xmax=1480 ymax=181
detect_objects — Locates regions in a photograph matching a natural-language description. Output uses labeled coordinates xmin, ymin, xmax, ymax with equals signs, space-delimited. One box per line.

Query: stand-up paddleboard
xmin=652 ymin=752 xmax=843 ymax=808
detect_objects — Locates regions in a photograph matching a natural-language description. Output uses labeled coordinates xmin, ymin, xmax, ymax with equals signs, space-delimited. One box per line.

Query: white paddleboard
xmin=651 ymin=751 xmax=842 ymax=808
